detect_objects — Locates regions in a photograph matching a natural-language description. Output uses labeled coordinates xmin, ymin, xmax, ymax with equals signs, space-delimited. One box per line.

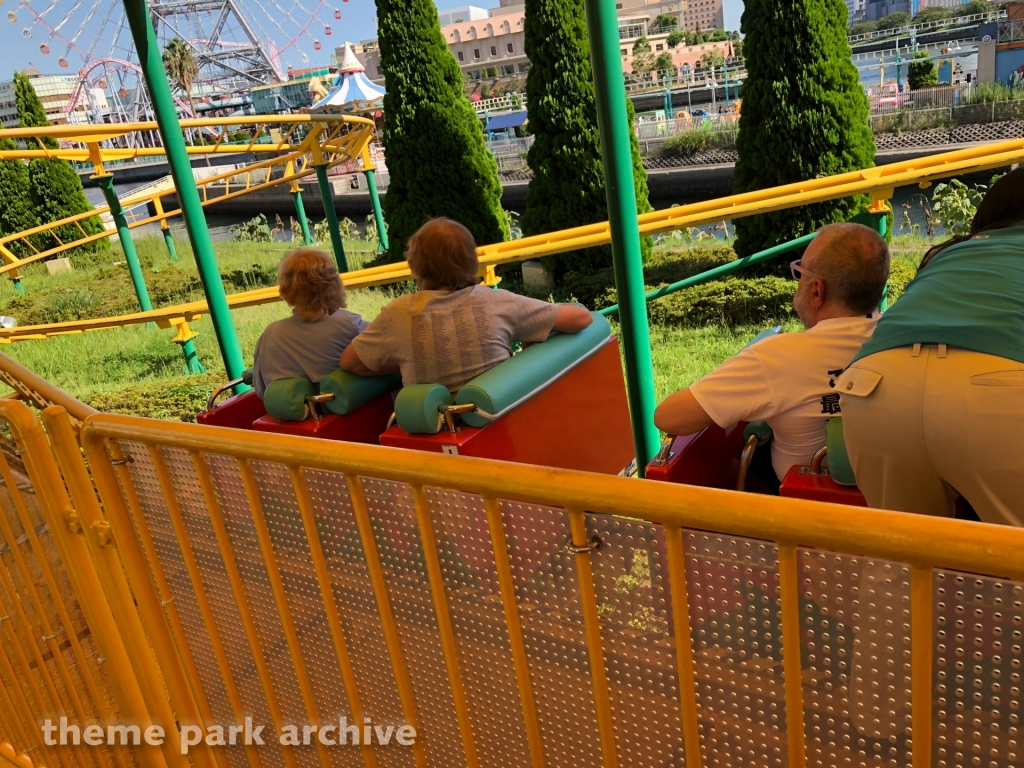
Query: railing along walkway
xmin=0 ymin=391 xmax=1022 ymax=767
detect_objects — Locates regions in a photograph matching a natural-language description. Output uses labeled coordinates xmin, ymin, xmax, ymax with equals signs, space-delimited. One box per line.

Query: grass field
xmin=0 ymin=233 xmax=931 ymax=421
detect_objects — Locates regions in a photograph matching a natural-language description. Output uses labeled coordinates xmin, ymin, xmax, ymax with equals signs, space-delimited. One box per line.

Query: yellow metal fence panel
xmin=0 ymin=405 xmax=1015 ymax=768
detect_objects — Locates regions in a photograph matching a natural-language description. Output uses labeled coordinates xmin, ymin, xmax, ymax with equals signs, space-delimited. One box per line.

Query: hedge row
xmin=555 ymin=242 xmax=920 ymax=328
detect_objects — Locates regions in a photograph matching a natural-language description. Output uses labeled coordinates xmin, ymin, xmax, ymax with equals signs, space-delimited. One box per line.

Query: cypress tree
xmin=0 ymin=139 xmax=38 ymax=257
xmin=521 ymin=0 xmax=652 ymax=281
xmin=13 ymin=71 xmax=107 ymax=252
xmin=375 ymin=0 xmax=507 ymax=261
xmin=732 ymin=0 xmax=875 ymax=257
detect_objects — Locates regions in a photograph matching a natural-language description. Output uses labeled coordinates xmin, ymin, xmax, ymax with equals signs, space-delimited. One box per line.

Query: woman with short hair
xmin=341 ymin=217 xmax=592 ymax=390
xmin=252 ymin=248 xmax=368 ymax=397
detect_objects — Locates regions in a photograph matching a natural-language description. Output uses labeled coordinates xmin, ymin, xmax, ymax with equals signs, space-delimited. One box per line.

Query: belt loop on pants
xmin=912 ymin=343 xmax=922 ymax=357
xmin=938 ymin=343 xmax=947 ymax=358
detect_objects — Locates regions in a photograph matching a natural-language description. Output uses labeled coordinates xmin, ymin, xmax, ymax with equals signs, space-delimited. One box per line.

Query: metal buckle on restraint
xmin=304 ymin=392 xmax=336 ymax=421
xmin=438 ymin=402 xmax=476 ymax=433
xmin=649 ymin=437 xmax=676 ymax=467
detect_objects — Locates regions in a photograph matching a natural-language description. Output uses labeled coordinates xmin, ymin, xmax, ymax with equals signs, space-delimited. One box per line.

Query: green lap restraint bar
xmin=121 ymin=0 xmax=248 ymax=387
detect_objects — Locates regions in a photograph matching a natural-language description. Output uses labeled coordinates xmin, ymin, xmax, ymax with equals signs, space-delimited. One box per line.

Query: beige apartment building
xmin=346 ymin=0 xmax=726 ymax=87
xmin=0 ymin=68 xmax=90 ymax=129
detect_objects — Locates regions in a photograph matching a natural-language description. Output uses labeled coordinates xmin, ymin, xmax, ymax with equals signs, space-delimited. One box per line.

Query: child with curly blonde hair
xmin=252 ymin=248 xmax=368 ymax=397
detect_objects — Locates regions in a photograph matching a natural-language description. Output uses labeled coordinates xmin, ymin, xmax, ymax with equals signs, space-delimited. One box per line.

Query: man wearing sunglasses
xmin=654 ymin=222 xmax=890 ymax=490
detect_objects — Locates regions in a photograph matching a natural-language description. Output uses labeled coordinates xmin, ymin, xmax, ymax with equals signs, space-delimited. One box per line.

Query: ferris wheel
xmin=6 ymin=0 xmax=348 ymax=128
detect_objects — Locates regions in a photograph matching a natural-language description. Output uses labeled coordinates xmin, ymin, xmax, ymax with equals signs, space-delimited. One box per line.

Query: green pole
xmin=121 ymin=0 xmax=248 ymax=384
xmin=94 ymin=174 xmax=153 ymax=314
xmin=583 ymin=0 xmax=660 ymax=475
xmin=364 ymin=168 xmax=389 ymax=253
xmin=181 ymin=338 xmax=207 ymax=375
xmin=314 ymin=164 xmax=349 ymax=272
xmin=10 ymin=278 xmax=24 ymax=296
xmin=161 ymin=227 xmax=179 ymax=262
xmin=292 ymin=188 xmax=313 ymax=245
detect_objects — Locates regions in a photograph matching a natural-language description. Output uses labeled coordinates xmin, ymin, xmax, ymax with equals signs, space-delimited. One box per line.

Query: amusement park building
xmin=0 ymin=69 xmax=91 ymax=129
xmin=349 ymin=0 xmax=726 ymax=86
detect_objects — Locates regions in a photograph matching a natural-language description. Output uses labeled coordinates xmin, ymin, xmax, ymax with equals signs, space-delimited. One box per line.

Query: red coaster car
xmin=379 ymin=313 xmax=635 ymax=475
xmin=198 ymin=367 xmax=400 ymax=445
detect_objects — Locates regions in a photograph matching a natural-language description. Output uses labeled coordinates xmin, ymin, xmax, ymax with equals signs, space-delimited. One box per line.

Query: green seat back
xmin=826 ymin=418 xmax=857 ymax=486
xmin=263 ymin=377 xmax=316 ymax=422
xmin=319 ymin=369 xmax=401 ymax=416
xmin=456 ymin=311 xmax=611 ymax=428
xmin=395 ymin=384 xmax=452 ymax=434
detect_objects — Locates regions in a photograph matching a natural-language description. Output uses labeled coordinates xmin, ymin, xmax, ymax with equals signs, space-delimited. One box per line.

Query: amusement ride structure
xmin=7 ymin=0 xmax=344 ymax=126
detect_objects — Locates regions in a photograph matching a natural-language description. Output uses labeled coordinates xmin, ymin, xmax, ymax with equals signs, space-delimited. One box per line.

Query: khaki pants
xmin=839 ymin=345 xmax=1024 ymax=527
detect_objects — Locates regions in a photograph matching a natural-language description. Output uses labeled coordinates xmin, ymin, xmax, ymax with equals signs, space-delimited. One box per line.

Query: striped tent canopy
xmin=310 ymin=42 xmax=386 ymax=114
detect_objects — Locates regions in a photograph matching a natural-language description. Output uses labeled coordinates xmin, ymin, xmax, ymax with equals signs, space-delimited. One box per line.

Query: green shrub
xmin=644 ymin=276 xmax=796 ymax=327
xmin=0 ymin=138 xmax=37 ymax=257
xmin=15 ymin=73 xmax=107 ymax=254
xmin=885 ymin=258 xmax=917 ymax=304
xmin=84 ymin=373 xmax=224 ymax=422
xmin=663 ymin=124 xmax=734 ymax=156
xmin=522 ymin=0 xmax=651 ymax=279
xmin=734 ymin=0 xmax=875 ymax=259
xmin=375 ymin=0 xmax=507 ymax=261
xmin=908 ymin=50 xmax=938 ymax=91
xmin=559 ymin=243 xmax=737 ymax=308
xmin=230 ymin=214 xmax=273 ymax=242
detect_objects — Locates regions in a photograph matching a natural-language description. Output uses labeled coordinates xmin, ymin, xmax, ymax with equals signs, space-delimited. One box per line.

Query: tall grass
xmin=966 ymin=83 xmax=1024 ymax=105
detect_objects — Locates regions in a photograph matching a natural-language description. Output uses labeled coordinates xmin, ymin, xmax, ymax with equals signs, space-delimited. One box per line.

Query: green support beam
xmin=292 ymin=188 xmax=313 ymax=245
xmin=314 ymin=164 xmax=349 ymax=272
xmin=94 ymin=174 xmax=153 ymax=314
xmin=161 ymin=227 xmax=179 ymax=261
xmin=10 ymin=278 xmax=24 ymax=296
xmin=122 ymin=0 xmax=248 ymax=384
xmin=583 ymin=0 xmax=661 ymax=475
xmin=364 ymin=168 xmax=389 ymax=253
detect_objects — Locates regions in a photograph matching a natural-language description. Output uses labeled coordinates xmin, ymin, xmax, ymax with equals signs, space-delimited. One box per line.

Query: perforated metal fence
xmin=0 ymin=400 xmax=1008 ymax=768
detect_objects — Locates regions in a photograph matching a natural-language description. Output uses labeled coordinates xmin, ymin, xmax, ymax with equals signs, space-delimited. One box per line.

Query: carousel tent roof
xmin=310 ymin=42 xmax=386 ymax=114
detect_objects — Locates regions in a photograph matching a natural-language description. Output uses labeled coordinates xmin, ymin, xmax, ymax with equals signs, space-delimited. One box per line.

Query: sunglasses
xmin=790 ymin=259 xmax=823 ymax=282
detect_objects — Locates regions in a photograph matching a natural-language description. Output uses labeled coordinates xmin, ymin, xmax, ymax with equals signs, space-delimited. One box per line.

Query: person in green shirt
xmin=838 ymin=168 xmax=1024 ymax=525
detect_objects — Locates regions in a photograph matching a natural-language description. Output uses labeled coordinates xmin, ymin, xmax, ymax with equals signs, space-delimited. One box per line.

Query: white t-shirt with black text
xmin=689 ymin=316 xmax=878 ymax=480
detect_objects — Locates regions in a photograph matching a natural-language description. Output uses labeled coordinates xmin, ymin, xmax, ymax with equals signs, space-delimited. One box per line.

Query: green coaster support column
xmin=152 ymin=196 xmax=179 ymax=261
xmin=291 ymin=182 xmax=314 ymax=245
xmin=362 ymin=148 xmax=389 ymax=253
xmin=172 ymin=321 xmax=208 ymax=375
xmin=122 ymin=0 xmax=248 ymax=384
xmin=583 ymin=0 xmax=660 ymax=475
xmin=162 ymin=228 xmax=179 ymax=261
xmin=314 ymin=163 xmax=349 ymax=272
xmin=94 ymin=173 xmax=153 ymax=314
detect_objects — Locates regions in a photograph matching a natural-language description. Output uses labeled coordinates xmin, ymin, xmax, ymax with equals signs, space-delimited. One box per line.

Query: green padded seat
xmin=456 ymin=311 xmax=610 ymax=427
xmin=318 ymin=369 xmax=402 ymax=415
xmin=263 ymin=377 xmax=317 ymax=421
xmin=826 ymin=418 xmax=857 ymax=486
xmin=262 ymin=369 xmax=400 ymax=422
xmin=394 ymin=384 xmax=452 ymax=435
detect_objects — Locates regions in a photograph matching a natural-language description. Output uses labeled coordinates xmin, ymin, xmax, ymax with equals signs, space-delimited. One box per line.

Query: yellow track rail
xmin=0 ymin=115 xmax=375 ymax=273
xmin=0 ymin=137 xmax=1020 ymax=344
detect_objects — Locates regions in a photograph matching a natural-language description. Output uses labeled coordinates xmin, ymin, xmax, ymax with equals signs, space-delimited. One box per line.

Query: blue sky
xmin=1 ymin=0 xmax=743 ymax=79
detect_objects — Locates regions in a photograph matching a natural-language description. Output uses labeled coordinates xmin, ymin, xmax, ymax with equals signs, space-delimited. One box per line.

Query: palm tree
xmin=162 ymin=37 xmax=200 ymax=140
